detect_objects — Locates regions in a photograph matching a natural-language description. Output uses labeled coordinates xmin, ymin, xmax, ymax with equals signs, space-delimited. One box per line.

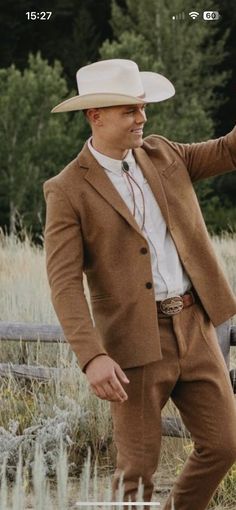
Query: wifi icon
xmin=189 ymin=11 xmax=199 ymax=19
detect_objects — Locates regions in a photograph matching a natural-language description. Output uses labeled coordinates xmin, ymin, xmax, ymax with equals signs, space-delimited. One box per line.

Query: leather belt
xmin=156 ymin=290 xmax=196 ymax=316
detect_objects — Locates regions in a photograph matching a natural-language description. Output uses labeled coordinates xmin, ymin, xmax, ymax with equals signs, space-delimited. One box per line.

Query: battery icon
xmin=203 ymin=11 xmax=220 ymax=20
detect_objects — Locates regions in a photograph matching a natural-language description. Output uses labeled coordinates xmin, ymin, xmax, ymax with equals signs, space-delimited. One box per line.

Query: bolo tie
xmin=121 ymin=161 xmax=146 ymax=230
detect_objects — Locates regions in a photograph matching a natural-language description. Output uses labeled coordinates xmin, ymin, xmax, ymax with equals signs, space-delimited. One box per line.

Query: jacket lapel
xmin=134 ymin=146 xmax=171 ymax=227
xmin=78 ymin=143 xmax=145 ymax=238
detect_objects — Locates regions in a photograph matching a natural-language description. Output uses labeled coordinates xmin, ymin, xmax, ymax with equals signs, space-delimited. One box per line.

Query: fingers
xmin=115 ymin=364 xmax=130 ymax=384
xmin=92 ymin=384 xmax=107 ymax=400
xmin=92 ymin=378 xmax=128 ymax=402
xmin=109 ymin=378 xmax=128 ymax=402
xmin=106 ymin=381 xmax=126 ymax=402
xmin=85 ymin=356 xmax=130 ymax=402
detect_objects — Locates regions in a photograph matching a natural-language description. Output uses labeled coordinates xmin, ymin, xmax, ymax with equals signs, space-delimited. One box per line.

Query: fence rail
xmin=0 ymin=320 xmax=235 ymax=344
xmin=0 ymin=363 xmax=65 ymax=380
xmin=0 ymin=321 xmax=65 ymax=342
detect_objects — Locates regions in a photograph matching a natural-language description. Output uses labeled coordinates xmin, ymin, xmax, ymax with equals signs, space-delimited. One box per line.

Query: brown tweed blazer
xmin=44 ymin=127 xmax=236 ymax=371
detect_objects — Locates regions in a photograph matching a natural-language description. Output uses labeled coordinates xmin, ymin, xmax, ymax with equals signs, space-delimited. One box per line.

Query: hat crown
xmin=51 ymin=59 xmax=175 ymax=113
xmin=76 ymin=59 xmax=144 ymax=97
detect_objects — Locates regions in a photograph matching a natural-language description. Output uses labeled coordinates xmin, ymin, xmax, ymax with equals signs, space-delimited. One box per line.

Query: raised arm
xmin=146 ymin=125 xmax=236 ymax=182
xmin=167 ymin=125 xmax=236 ymax=181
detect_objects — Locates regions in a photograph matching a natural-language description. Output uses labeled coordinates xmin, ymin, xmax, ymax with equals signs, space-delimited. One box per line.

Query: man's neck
xmin=91 ymin=138 xmax=129 ymax=160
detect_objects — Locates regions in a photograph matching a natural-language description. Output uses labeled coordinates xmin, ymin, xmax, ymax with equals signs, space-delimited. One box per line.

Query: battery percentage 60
xmin=203 ymin=11 xmax=220 ymax=20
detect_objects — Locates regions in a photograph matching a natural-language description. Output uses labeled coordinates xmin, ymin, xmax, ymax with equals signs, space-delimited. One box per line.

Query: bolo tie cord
xmin=122 ymin=161 xmax=146 ymax=230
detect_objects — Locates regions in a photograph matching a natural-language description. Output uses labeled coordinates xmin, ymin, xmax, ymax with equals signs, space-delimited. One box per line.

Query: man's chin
xmin=129 ymin=136 xmax=144 ymax=148
xmin=133 ymin=137 xmax=144 ymax=147
xmin=122 ymin=136 xmax=143 ymax=151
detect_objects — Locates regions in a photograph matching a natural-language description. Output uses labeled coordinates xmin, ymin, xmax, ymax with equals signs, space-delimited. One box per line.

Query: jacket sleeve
xmin=151 ymin=125 xmax=236 ymax=182
xmin=43 ymin=179 xmax=108 ymax=371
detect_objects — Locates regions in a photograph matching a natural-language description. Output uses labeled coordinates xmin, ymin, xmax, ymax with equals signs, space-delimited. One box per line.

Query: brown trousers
xmin=111 ymin=301 xmax=236 ymax=510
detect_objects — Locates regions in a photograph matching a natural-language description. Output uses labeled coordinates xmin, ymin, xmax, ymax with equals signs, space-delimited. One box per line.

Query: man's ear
xmin=86 ymin=108 xmax=103 ymax=127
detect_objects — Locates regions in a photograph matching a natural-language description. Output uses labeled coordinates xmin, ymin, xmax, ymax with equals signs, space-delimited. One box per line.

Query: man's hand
xmin=85 ymin=355 xmax=130 ymax=402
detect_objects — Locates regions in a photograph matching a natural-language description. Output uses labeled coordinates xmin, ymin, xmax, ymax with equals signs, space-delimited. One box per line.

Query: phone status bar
xmin=172 ymin=11 xmax=220 ymax=21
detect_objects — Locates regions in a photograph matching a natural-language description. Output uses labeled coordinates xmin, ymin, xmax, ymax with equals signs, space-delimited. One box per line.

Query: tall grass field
xmin=0 ymin=232 xmax=236 ymax=509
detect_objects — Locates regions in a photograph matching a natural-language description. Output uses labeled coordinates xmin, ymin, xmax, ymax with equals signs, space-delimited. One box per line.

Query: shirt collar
xmin=88 ymin=137 xmax=136 ymax=176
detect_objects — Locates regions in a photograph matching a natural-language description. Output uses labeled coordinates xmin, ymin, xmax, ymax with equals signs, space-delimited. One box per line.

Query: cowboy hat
xmin=51 ymin=59 xmax=175 ymax=113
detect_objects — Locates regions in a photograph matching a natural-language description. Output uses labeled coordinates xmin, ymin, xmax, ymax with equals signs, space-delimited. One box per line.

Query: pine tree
xmin=0 ymin=52 xmax=88 ymax=238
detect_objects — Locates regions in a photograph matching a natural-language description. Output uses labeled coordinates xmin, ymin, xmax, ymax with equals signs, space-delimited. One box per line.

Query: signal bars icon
xmin=189 ymin=11 xmax=199 ymax=19
xmin=172 ymin=12 xmax=185 ymax=20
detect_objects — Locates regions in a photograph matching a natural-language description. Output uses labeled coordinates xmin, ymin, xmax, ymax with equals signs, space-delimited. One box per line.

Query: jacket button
xmin=146 ymin=282 xmax=153 ymax=289
xmin=140 ymin=247 xmax=148 ymax=254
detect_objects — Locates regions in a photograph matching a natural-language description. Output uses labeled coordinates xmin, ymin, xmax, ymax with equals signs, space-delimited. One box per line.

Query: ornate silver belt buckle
xmin=160 ymin=296 xmax=184 ymax=315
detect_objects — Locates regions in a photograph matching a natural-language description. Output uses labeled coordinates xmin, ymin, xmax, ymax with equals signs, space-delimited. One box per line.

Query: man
xmin=44 ymin=59 xmax=236 ymax=510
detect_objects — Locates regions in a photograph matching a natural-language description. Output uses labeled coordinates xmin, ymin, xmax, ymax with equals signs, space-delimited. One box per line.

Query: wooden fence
xmin=0 ymin=320 xmax=236 ymax=438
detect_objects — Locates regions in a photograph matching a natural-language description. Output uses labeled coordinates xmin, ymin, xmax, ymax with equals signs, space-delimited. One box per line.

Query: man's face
xmin=89 ymin=103 xmax=147 ymax=152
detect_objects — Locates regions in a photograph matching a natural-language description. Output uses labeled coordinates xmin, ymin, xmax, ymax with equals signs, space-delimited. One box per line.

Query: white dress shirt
xmin=88 ymin=137 xmax=192 ymax=300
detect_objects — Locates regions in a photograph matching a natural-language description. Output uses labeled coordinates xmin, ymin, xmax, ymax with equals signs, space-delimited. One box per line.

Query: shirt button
xmin=146 ymin=282 xmax=153 ymax=289
xmin=140 ymin=247 xmax=148 ymax=254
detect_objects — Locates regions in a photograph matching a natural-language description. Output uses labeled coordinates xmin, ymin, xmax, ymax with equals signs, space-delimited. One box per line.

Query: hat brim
xmin=51 ymin=72 xmax=175 ymax=113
